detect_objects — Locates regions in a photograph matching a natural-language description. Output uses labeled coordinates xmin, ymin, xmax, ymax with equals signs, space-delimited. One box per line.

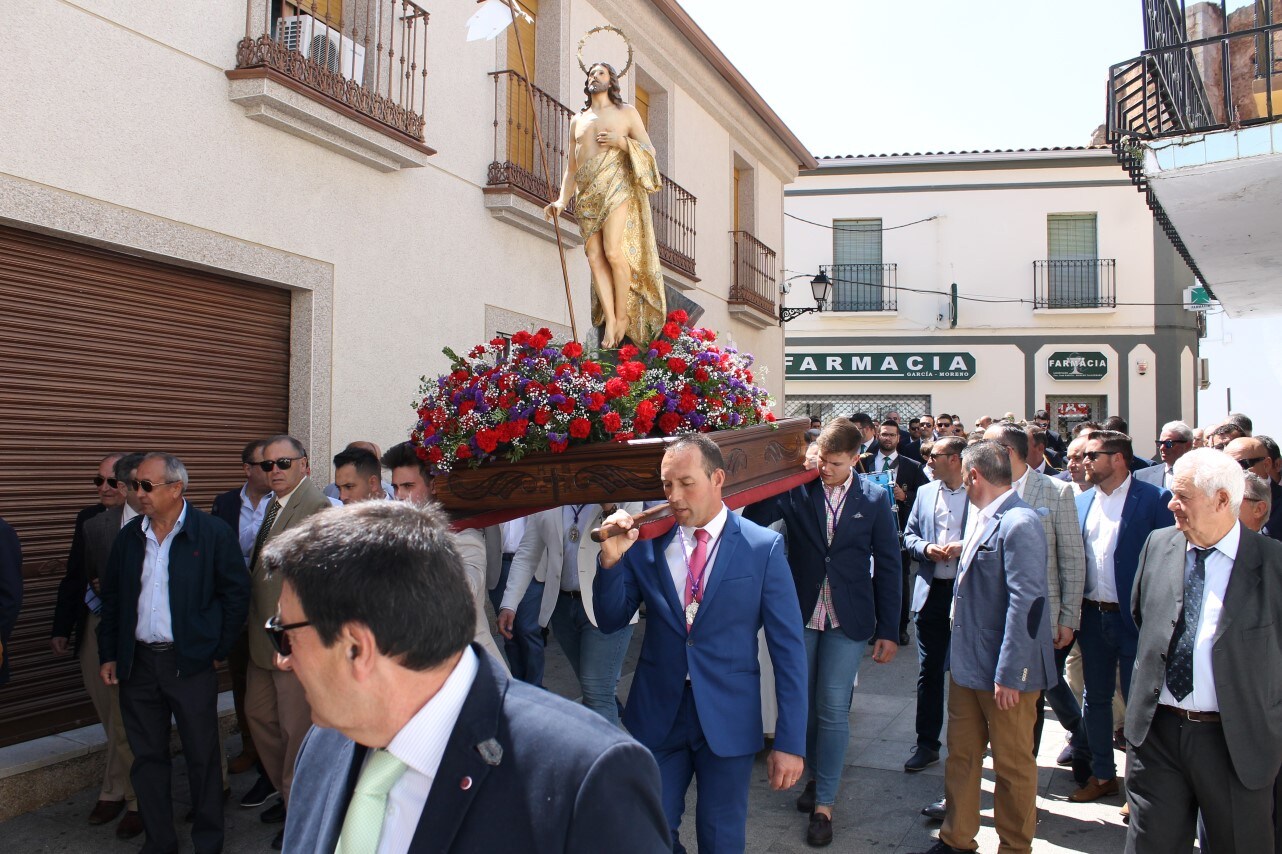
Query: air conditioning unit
xmin=278 ymin=14 xmax=365 ymax=85
xmin=1197 ymin=357 xmax=1210 ymax=390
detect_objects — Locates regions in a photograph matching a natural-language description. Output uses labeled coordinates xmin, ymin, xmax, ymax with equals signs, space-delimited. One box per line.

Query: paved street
xmin=0 ymin=617 xmax=1131 ymax=853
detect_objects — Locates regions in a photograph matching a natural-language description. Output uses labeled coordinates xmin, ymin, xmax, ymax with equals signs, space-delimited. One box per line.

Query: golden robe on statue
xmin=573 ymin=139 xmax=667 ymax=347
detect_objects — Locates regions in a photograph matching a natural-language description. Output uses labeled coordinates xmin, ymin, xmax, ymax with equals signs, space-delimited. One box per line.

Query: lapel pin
xmin=475 ymin=738 xmax=503 ymax=766
xmin=460 ymin=776 xmax=473 ymax=790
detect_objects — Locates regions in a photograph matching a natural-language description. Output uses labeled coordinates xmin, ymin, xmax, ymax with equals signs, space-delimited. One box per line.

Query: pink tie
xmin=684 ymin=529 xmax=711 ymax=608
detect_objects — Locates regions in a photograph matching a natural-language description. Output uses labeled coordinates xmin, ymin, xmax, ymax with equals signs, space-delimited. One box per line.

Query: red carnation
xmin=604 ymin=377 xmax=630 ymax=399
xmin=658 ymin=412 xmax=682 ymax=434
xmin=617 ymin=360 xmax=644 ymax=382
xmin=602 ymin=411 xmax=622 ymax=432
xmin=662 ymin=322 xmax=681 ymax=339
xmin=558 ymin=400 xmax=576 ymax=414
xmin=653 ymin=341 xmax=673 ymax=357
xmin=636 ymin=400 xmax=656 ymax=419
xmin=667 ymin=309 xmax=688 ymax=324
xmin=765 ymin=412 xmax=776 ymax=422
xmin=667 ymin=357 xmax=688 ymax=374
xmin=455 ymin=444 xmax=472 ymax=460
xmin=619 ymin=344 xmax=639 ymax=361
xmin=458 ymin=400 xmax=476 ymax=416
xmin=694 ymin=368 xmax=710 ymax=382
xmin=531 ymin=333 xmax=550 ymax=350
xmin=534 ymin=408 xmax=551 ymax=426
xmin=587 ymin=393 xmax=606 ymax=412
xmin=550 ymin=440 xmax=568 ymax=454
xmin=562 ymin=341 xmax=583 ymax=358
xmin=476 ymin=430 xmax=499 ymax=453
xmin=427 ymin=446 xmax=443 ymax=463
xmin=613 ymin=431 xmax=635 ymax=442
xmin=581 ymin=360 xmax=603 ymax=376
xmin=569 ymin=417 xmax=591 ymax=439
xmin=512 ymin=330 xmax=531 ymax=345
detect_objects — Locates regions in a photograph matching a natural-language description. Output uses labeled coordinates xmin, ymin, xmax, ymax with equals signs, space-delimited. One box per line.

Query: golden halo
xmin=576 ymin=25 xmax=633 ymax=79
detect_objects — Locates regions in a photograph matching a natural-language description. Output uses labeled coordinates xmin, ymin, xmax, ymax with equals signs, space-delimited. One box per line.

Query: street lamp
xmin=780 ymin=271 xmax=832 ymax=325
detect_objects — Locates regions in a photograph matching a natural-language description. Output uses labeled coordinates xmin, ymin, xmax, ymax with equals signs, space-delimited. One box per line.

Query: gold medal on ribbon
xmin=568 ymin=525 xmax=580 ymax=543
xmin=685 ymin=601 xmax=699 ymax=627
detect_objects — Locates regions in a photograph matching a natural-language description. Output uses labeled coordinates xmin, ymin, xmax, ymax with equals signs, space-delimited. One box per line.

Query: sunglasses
xmin=265 ymin=614 xmax=312 ymax=657
xmin=129 ymin=478 xmax=181 ymax=493
xmin=1156 ymin=439 xmax=1191 ymax=449
xmin=93 ymin=476 xmax=121 ymax=488
xmin=1083 ymin=450 xmax=1118 ymax=461
xmin=1236 ymin=456 xmax=1267 ymax=470
xmin=927 ymin=452 xmax=958 ymax=460
xmin=258 ymin=456 xmax=305 ymax=472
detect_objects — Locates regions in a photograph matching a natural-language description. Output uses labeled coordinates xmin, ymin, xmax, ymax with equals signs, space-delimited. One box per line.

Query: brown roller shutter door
xmin=0 ymin=224 xmax=291 ymax=748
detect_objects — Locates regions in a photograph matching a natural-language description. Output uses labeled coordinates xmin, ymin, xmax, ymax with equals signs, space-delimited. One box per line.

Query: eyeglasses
xmin=1083 ymin=450 xmax=1118 ymax=461
xmin=258 ymin=456 xmax=305 ymax=472
xmin=1236 ymin=456 xmax=1267 ymax=470
xmin=1156 ymin=439 xmax=1191 ymax=449
xmin=265 ymin=614 xmax=312 ymax=657
xmin=129 ymin=479 xmax=181 ymax=493
xmin=93 ymin=476 xmax=121 ymax=488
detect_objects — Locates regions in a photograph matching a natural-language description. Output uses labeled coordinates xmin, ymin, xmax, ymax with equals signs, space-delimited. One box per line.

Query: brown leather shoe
xmin=228 ymin=751 xmax=259 ymax=775
xmin=87 ymin=799 xmax=125 ymax=825
xmin=115 ymin=810 xmax=143 ymax=839
xmin=1069 ymin=776 xmax=1120 ymax=803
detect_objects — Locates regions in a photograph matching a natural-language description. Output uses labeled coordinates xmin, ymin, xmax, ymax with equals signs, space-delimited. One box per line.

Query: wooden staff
xmin=505 ymin=0 xmax=579 ymax=342
xmin=590 ymin=503 xmax=672 ymax=542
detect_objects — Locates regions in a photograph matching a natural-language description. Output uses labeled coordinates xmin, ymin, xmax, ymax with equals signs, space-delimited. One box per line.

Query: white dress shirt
xmin=561 ymin=504 xmax=598 ymax=592
xmin=1083 ymin=476 xmax=1132 ymax=603
xmin=1011 ymin=467 xmax=1030 ymax=499
xmin=135 ymin=501 xmax=188 ymax=644
xmin=662 ymin=504 xmax=729 ymax=605
xmin=500 ymin=518 xmax=526 ymax=554
xmin=237 ymin=484 xmax=273 ymax=567
xmin=931 ymin=484 xmax=969 ymax=580
xmin=120 ymin=503 xmax=139 ymax=528
xmin=375 ymin=647 xmax=479 ymax=854
xmin=1158 ymin=523 xmax=1239 ymax=712
xmin=873 ymin=450 xmax=899 ymax=472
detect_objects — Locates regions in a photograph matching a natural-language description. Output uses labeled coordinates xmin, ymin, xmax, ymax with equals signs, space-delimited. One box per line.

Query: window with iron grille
xmin=831 ymin=219 xmax=884 ymax=309
xmin=785 ymin=394 xmax=931 ymax=423
xmin=1047 ymin=213 xmax=1099 ymax=304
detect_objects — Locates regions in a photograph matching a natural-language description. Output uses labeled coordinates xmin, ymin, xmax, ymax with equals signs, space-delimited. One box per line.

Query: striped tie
xmin=249 ymin=498 xmax=281 ymax=570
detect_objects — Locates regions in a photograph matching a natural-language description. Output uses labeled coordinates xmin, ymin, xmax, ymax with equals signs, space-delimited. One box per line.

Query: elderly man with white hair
xmin=1137 ymin=421 xmax=1194 ymax=491
xmin=1124 ymin=448 xmax=1282 ymax=853
xmin=1240 ymin=472 xmax=1272 ymax=533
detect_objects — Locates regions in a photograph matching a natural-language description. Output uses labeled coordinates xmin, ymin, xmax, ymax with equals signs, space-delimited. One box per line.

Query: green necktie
xmin=881 ymin=455 xmax=892 ymax=472
xmin=336 ymin=748 xmax=408 ymax=854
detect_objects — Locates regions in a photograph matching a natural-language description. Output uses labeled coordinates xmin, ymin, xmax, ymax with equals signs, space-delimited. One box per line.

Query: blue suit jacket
xmin=593 ymin=510 xmax=808 ymax=758
xmin=1075 ymin=477 xmax=1175 ymax=636
xmin=744 ymin=476 xmax=902 ymax=643
xmin=950 ymin=492 xmax=1056 ymax=693
xmin=283 ymin=647 xmax=668 ymax=854
xmin=210 ymin=487 xmax=242 ymax=534
xmin=902 ymin=480 xmax=969 ymax=613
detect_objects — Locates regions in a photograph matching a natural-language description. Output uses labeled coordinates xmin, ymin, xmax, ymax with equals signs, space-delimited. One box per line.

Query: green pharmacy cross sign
xmin=785 ymin=352 xmax=976 ymax=381
xmin=1047 ymin=351 xmax=1108 ymax=380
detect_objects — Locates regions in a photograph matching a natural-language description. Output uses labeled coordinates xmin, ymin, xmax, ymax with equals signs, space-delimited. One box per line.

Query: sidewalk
xmin=0 ymin=619 xmax=1131 ymax=853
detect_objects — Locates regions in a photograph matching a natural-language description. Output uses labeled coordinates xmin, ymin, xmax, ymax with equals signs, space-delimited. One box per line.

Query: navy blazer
xmin=902 ymin=480 xmax=969 ymax=613
xmin=50 ymin=503 xmax=107 ymax=647
xmin=0 ymin=517 xmax=23 ymax=686
xmin=98 ymin=503 xmax=250 ymax=679
xmin=1075 ymin=477 xmax=1175 ymax=637
xmin=950 ymin=493 xmax=1056 ymax=693
xmin=745 ymin=476 xmax=902 ymax=644
xmin=210 ymin=487 xmax=242 ymax=534
xmin=593 ymin=511 xmax=808 ymax=758
xmin=283 ymin=647 xmax=668 ymax=854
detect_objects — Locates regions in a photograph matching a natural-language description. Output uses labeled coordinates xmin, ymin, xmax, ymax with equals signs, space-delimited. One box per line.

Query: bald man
xmin=1225 ymin=437 xmax=1282 ymax=542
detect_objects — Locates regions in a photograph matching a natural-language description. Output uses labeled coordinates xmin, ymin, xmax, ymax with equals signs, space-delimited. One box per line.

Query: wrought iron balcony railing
xmin=1033 ymin=259 xmax=1117 ymax=309
xmin=820 ymin=263 xmax=898 ymax=312
xmin=729 ymin=231 xmax=777 ymax=316
xmin=486 ymin=69 xmax=697 ymax=277
xmin=233 ymin=1 xmax=430 ymax=142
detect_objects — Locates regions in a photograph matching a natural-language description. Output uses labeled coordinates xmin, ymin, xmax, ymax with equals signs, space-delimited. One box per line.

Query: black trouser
xmin=913 ymin=577 xmax=954 ymax=752
xmin=119 ymin=645 xmax=223 ymax=854
xmin=899 ymin=550 xmax=914 ymax=635
xmin=1033 ymin=637 xmax=1090 ymax=759
xmin=1126 ymin=707 xmax=1275 ymax=854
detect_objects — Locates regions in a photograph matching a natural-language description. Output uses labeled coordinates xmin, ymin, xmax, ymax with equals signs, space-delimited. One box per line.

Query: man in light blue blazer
xmin=596 ymin=434 xmax=808 ymax=854
xmin=274 ymin=502 xmax=668 ymax=854
xmin=915 ymin=441 xmax=1055 ymax=854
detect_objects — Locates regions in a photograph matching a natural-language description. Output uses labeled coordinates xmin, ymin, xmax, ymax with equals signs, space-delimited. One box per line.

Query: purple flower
xmin=689 ymin=413 xmax=706 ymax=428
xmin=549 ymin=394 xmax=567 ymax=405
xmin=728 ymin=412 xmax=742 ymax=426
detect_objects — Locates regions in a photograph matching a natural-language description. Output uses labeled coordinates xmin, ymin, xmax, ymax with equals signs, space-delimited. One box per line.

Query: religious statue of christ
xmin=543 ymin=60 xmax=666 ymax=349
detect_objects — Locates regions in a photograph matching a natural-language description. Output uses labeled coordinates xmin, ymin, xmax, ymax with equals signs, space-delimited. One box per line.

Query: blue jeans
xmin=1035 ymin=637 xmax=1090 ymax=759
xmin=803 ymin=627 xmax=868 ymax=807
xmin=488 ymin=556 xmax=545 ymax=686
xmin=1077 ymin=603 xmax=1136 ymax=780
xmin=914 ymin=577 xmax=954 ymax=752
xmin=547 ymin=593 xmax=633 ymax=725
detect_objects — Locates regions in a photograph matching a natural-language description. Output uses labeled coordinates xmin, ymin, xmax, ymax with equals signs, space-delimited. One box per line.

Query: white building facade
xmin=782 ymin=148 xmax=1201 ymax=439
xmin=0 ymin=0 xmax=810 ymax=748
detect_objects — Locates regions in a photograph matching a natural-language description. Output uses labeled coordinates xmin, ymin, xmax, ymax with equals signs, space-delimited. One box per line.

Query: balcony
xmin=821 ymin=263 xmax=898 ymax=312
xmin=728 ymin=231 xmax=777 ymax=328
xmin=485 ymin=70 xmax=697 ymax=277
xmin=227 ymin=1 xmax=434 ymax=171
xmin=1033 ymin=259 xmax=1117 ymax=310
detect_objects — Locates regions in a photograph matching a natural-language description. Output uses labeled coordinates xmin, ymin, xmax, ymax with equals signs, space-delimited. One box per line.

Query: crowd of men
xmin=0 ymin=404 xmax=1276 ymax=853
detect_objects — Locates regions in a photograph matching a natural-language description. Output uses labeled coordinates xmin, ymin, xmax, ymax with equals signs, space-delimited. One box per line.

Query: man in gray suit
xmin=270 ymin=502 xmax=668 ymax=854
xmin=1136 ymin=420 xmax=1194 ymax=491
xmin=1126 ymin=448 xmax=1282 ymax=853
xmin=913 ymin=440 xmax=1055 ymax=854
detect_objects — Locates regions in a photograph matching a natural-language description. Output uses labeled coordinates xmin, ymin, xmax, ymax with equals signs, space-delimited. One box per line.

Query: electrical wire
xmin=785 ymin=213 xmax=939 ymax=232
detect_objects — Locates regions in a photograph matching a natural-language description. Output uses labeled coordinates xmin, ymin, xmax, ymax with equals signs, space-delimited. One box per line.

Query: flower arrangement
xmin=410 ymin=310 xmax=775 ymax=474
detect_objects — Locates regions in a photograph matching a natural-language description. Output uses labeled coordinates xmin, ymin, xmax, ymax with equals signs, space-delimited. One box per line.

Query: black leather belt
xmin=138 ymin=641 xmax=175 ymax=651
xmin=1158 ymin=704 xmax=1221 ymax=723
xmin=559 ymin=589 xmax=583 ymax=601
xmin=1083 ymin=599 xmax=1121 ymax=613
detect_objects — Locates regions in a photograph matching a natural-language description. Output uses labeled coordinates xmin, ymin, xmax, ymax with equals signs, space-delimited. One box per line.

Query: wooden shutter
xmin=635 ymin=83 xmax=651 ymax=129
xmin=0 ymin=225 xmax=290 ymax=747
